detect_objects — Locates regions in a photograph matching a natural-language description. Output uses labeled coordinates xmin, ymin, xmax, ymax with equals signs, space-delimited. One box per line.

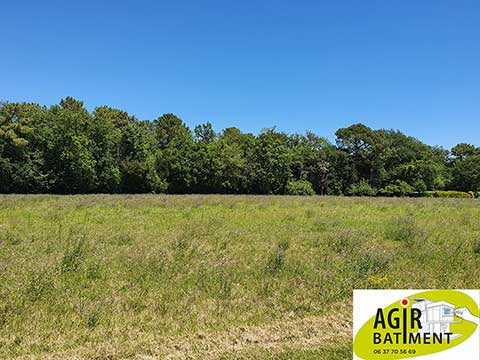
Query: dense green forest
xmin=0 ymin=97 xmax=479 ymax=196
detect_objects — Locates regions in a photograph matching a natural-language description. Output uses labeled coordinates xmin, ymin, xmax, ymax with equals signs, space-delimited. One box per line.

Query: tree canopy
xmin=0 ymin=98 xmax=478 ymax=195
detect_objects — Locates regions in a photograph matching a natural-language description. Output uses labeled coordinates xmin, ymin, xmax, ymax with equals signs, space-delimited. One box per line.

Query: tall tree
xmin=450 ymin=143 xmax=480 ymax=191
xmin=250 ymin=128 xmax=291 ymax=194
xmin=153 ymin=114 xmax=194 ymax=193
xmin=0 ymin=102 xmax=49 ymax=192
xmin=46 ymin=98 xmax=97 ymax=193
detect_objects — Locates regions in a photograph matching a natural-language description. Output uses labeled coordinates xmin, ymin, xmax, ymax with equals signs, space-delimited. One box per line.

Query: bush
xmin=285 ymin=180 xmax=315 ymax=196
xmin=378 ymin=180 xmax=414 ymax=197
xmin=347 ymin=180 xmax=376 ymax=197
xmin=413 ymin=179 xmax=427 ymax=193
xmin=430 ymin=190 xmax=472 ymax=198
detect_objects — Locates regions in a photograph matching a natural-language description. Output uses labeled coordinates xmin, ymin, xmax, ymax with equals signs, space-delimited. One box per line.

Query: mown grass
xmin=218 ymin=344 xmax=352 ymax=359
xmin=0 ymin=195 xmax=479 ymax=358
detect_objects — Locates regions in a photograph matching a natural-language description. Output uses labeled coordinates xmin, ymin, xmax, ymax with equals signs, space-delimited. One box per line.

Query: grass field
xmin=1 ymin=195 xmax=479 ymax=359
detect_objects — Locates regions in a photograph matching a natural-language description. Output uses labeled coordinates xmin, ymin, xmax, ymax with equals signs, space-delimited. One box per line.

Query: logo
xmin=353 ymin=290 xmax=480 ymax=359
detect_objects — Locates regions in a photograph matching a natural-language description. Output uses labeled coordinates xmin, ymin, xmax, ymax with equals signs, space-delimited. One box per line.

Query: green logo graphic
xmin=354 ymin=290 xmax=479 ymax=359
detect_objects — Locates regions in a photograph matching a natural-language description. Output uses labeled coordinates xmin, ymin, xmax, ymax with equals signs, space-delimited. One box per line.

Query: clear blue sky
xmin=1 ymin=0 xmax=479 ymax=149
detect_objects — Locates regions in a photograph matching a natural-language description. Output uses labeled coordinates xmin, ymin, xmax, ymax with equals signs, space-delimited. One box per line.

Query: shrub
xmin=285 ymin=180 xmax=315 ymax=196
xmin=413 ymin=179 xmax=427 ymax=193
xmin=378 ymin=180 xmax=414 ymax=197
xmin=347 ymin=180 xmax=376 ymax=197
xmin=431 ymin=190 xmax=472 ymax=198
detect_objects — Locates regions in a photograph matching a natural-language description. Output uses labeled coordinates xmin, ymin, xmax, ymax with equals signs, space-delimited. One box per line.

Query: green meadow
xmin=0 ymin=195 xmax=479 ymax=359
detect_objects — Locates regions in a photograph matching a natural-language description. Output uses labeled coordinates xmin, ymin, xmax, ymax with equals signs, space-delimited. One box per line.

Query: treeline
xmin=1 ymin=97 xmax=479 ymax=196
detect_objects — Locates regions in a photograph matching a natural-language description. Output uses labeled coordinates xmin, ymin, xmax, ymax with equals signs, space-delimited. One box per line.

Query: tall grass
xmin=0 ymin=195 xmax=479 ymax=358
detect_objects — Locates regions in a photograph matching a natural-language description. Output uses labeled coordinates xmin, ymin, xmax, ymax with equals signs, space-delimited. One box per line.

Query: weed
xmin=351 ymin=251 xmax=389 ymax=279
xmin=472 ymin=239 xmax=480 ymax=255
xmin=85 ymin=262 xmax=104 ymax=280
xmin=194 ymin=255 xmax=234 ymax=300
xmin=25 ymin=270 xmax=54 ymax=302
xmin=114 ymin=233 xmax=132 ymax=246
xmin=312 ymin=217 xmax=338 ymax=232
xmin=0 ymin=229 xmax=21 ymax=245
xmin=86 ymin=312 xmax=100 ymax=330
xmin=305 ymin=208 xmax=315 ymax=218
xmin=385 ymin=216 xmax=423 ymax=247
xmin=61 ymin=236 xmax=87 ymax=273
xmin=367 ymin=275 xmax=389 ymax=289
xmin=327 ymin=229 xmax=358 ymax=254
xmin=173 ymin=231 xmax=193 ymax=252
xmin=266 ymin=240 xmax=289 ymax=275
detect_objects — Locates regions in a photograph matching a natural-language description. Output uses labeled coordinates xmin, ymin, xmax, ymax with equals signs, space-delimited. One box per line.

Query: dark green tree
xmin=250 ymin=129 xmax=291 ymax=194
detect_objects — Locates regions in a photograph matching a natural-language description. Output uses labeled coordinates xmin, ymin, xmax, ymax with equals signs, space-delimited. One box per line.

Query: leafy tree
xmin=153 ymin=114 xmax=194 ymax=193
xmin=59 ymin=96 xmax=85 ymax=112
xmin=289 ymin=132 xmax=334 ymax=195
xmin=217 ymin=127 xmax=255 ymax=193
xmin=120 ymin=121 xmax=163 ymax=193
xmin=194 ymin=122 xmax=216 ymax=144
xmin=451 ymin=143 xmax=477 ymax=160
xmin=450 ymin=143 xmax=480 ymax=191
xmin=154 ymin=113 xmax=190 ymax=148
xmin=335 ymin=123 xmax=379 ymax=185
xmin=250 ymin=129 xmax=291 ymax=194
xmin=0 ymin=98 xmax=477 ymax=196
xmin=46 ymin=99 xmax=97 ymax=193
xmin=0 ymin=102 xmax=49 ymax=192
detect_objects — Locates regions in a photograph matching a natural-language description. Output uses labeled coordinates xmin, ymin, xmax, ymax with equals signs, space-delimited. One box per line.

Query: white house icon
xmin=411 ymin=298 xmax=459 ymax=337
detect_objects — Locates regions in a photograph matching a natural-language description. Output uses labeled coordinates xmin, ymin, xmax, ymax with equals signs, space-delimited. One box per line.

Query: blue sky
xmin=1 ymin=0 xmax=479 ymax=149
